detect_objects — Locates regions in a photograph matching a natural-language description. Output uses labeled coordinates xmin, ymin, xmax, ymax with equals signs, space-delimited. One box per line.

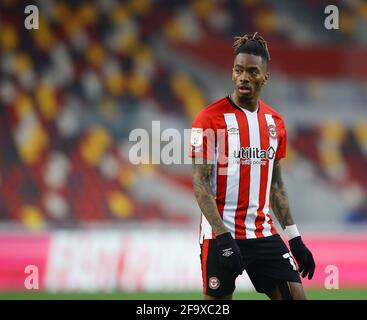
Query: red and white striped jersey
xmin=190 ymin=96 xmax=287 ymax=243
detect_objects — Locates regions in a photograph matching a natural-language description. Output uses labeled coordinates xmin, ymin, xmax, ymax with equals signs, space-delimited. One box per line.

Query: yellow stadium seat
xmin=14 ymin=53 xmax=32 ymax=75
xmin=357 ymin=2 xmax=367 ymax=18
xmin=354 ymin=120 xmax=367 ymax=144
xmin=63 ymin=19 xmax=83 ymax=39
xmin=107 ymin=191 xmax=133 ymax=219
xmin=340 ymin=12 xmax=356 ymax=34
xmin=133 ymin=46 xmax=154 ymax=70
xmin=163 ymin=18 xmax=185 ymax=42
xmin=31 ymin=18 xmax=54 ymax=51
xmin=171 ymin=72 xmax=206 ymax=120
xmin=118 ymin=167 xmax=137 ymax=189
xmin=80 ymin=126 xmax=112 ymax=166
xmin=78 ymin=2 xmax=98 ymax=27
xmin=117 ymin=32 xmax=140 ymax=55
xmin=254 ymin=10 xmax=278 ymax=33
xmin=52 ymin=2 xmax=72 ymax=23
xmin=35 ymin=82 xmax=59 ymax=120
xmin=319 ymin=148 xmax=342 ymax=167
xmin=22 ymin=125 xmax=47 ymax=164
xmin=185 ymin=91 xmax=206 ymax=121
xmin=127 ymin=0 xmax=152 ymax=16
xmin=128 ymin=72 xmax=149 ymax=97
xmin=110 ymin=4 xmax=130 ymax=25
xmin=15 ymin=94 xmax=33 ymax=118
xmin=0 ymin=23 xmax=18 ymax=51
xmin=105 ymin=72 xmax=126 ymax=95
xmin=191 ymin=0 xmax=215 ymax=19
xmin=320 ymin=120 xmax=346 ymax=144
xmin=86 ymin=42 xmax=106 ymax=68
xmin=20 ymin=205 xmax=45 ymax=230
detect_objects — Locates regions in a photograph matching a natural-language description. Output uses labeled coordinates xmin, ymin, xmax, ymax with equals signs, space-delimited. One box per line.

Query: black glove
xmin=289 ymin=236 xmax=315 ymax=280
xmin=215 ymin=232 xmax=243 ymax=276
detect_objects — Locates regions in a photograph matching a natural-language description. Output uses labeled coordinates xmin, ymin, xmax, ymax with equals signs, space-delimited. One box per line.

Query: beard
xmin=237 ymin=92 xmax=253 ymax=103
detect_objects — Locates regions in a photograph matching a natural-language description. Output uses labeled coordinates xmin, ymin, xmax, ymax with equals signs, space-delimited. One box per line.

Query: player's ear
xmin=262 ymin=72 xmax=270 ymax=85
xmin=231 ymin=68 xmax=235 ymax=81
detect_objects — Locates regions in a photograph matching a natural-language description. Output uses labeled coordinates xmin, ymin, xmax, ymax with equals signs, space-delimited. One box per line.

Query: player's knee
xmin=276 ymin=281 xmax=293 ymax=300
xmin=204 ymin=293 xmax=233 ymax=300
xmin=277 ymin=281 xmax=306 ymax=300
xmin=288 ymin=282 xmax=307 ymax=300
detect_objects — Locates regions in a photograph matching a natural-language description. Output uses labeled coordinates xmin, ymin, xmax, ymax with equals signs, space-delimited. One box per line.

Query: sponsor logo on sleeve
xmin=191 ymin=128 xmax=203 ymax=148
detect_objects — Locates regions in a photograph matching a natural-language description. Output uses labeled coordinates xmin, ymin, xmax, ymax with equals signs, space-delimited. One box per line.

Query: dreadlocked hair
xmin=233 ymin=32 xmax=270 ymax=62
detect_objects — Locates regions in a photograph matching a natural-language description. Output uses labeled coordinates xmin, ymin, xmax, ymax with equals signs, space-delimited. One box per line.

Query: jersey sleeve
xmin=275 ymin=118 xmax=287 ymax=160
xmin=189 ymin=111 xmax=215 ymax=161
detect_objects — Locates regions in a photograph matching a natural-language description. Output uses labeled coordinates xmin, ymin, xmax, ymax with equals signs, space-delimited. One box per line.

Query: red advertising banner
xmin=0 ymin=234 xmax=50 ymax=291
xmin=0 ymin=231 xmax=366 ymax=292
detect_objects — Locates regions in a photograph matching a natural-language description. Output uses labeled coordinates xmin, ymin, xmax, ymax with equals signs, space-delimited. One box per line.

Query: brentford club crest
xmin=268 ymin=124 xmax=277 ymax=139
xmin=209 ymin=277 xmax=220 ymax=290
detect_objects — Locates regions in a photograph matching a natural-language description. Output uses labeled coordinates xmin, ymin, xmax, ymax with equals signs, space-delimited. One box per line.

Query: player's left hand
xmin=289 ymin=236 xmax=315 ymax=280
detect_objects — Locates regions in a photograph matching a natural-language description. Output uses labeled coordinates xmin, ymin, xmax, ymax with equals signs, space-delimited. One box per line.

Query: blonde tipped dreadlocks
xmin=233 ymin=32 xmax=270 ymax=61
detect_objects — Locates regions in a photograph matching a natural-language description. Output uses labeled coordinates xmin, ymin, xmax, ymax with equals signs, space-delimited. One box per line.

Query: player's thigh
xmin=243 ymin=235 xmax=303 ymax=299
xmin=248 ymin=268 xmax=303 ymax=300
xmin=200 ymin=240 xmax=237 ymax=299
xmin=245 ymin=257 xmax=302 ymax=299
xmin=267 ymin=281 xmax=306 ymax=300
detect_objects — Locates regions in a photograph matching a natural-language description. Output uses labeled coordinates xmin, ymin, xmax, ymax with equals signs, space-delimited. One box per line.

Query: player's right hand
xmin=289 ymin=236 xmax=315 ymax=280
xmin=215 ymin=232 xmax=244 ymax=276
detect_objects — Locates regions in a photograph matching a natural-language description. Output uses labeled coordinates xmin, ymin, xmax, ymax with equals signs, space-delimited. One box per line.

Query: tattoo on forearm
xmin=270 ymin=161 xmax=295 ymax=229
xmin=192 ymin=160 xmax=227 ymax=235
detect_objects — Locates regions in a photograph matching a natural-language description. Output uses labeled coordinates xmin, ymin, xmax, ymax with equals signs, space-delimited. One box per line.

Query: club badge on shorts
xmin=208 ymin=277 xmax=220 ymax=290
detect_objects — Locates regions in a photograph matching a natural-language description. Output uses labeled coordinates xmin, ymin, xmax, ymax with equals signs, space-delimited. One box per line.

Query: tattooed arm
xmin=192 ymin=157 xmax=244 ymax=275
xmin=270 ymin=160 xmax=316 ymax=280
xmin=192 ymin=158 xmax=227 ymax=236
xmin=270 ymin=160 xmax=295 ymax=229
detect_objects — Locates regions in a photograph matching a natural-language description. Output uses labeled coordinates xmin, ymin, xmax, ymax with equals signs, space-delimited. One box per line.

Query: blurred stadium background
xmin=0 ymin=0 xmax=367 ymax=299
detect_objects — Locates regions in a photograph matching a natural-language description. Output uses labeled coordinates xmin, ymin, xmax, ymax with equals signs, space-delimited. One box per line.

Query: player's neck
xmin=230 ymin=93 xmax=259 ymax=113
